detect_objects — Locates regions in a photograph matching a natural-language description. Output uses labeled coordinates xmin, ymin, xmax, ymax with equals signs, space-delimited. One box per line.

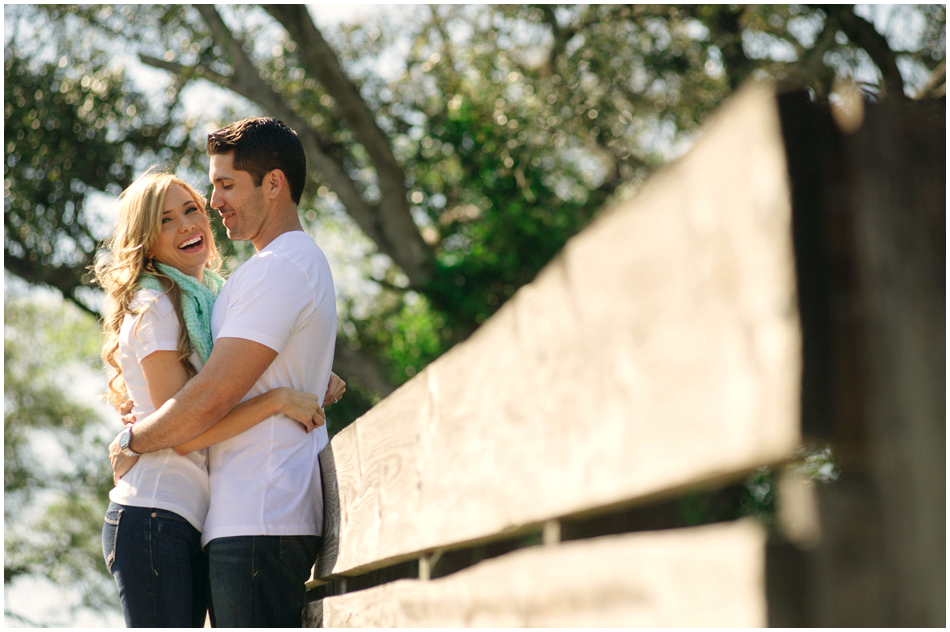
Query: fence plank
xmin=317 ymin=83 xmax=802 ymax=578
xmin=319 ymin=520 xmax=767 ymax=627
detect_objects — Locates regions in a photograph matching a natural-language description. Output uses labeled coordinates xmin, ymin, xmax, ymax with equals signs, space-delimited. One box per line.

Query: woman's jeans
xmin=101 ymin=502 xmax=208 ymax=628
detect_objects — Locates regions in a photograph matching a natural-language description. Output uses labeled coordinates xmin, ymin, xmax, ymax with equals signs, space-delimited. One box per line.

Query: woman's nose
xmin=180 ymin=213 xmax=198 ymax=231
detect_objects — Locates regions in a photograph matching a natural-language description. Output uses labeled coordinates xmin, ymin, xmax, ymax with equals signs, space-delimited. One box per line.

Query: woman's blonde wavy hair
xmin=94 ymin=170 xmax=221 ymax=409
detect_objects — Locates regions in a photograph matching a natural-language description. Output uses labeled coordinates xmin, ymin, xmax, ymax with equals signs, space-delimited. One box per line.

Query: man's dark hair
xmin=207 ymin=117 xmax=307 ymax=204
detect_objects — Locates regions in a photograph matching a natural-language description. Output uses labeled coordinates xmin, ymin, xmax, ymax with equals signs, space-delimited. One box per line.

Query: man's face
xmin=208 ymin=152 xmax=267 ymax=246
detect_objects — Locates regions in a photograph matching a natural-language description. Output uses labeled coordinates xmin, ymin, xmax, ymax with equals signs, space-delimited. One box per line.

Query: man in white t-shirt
xmin=109 ymin=118 xmax=336 ymax=627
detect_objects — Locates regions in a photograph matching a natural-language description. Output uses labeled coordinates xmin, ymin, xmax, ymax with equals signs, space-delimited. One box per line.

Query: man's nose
xmin=209 ymin=189 xmax=223 ymax=210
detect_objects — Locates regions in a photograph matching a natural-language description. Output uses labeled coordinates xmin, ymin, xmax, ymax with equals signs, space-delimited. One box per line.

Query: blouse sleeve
xmin=126 ymin=289 xmax=181 ymax=361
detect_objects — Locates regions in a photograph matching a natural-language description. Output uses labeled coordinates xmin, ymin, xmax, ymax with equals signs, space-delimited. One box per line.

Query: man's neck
xmin=252 ymin=204 xmax=304 ymax=251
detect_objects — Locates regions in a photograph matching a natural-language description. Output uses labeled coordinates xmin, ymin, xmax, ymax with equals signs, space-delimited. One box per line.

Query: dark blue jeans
xmin=207 ymin=534 xmax=321 ymax=628
xmin=101 ymin=502 xmax=209 ymax=628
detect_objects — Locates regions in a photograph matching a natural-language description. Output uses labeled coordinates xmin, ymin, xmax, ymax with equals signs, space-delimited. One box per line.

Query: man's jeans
xmin=101 ymin=502 xmax=209 ymax=627
xmin=207 ymin=534 xmax=322 ymax=628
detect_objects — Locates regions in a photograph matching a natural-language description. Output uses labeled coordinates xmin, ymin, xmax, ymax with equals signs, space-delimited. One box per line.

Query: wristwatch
xmin=118 ymin=426 xmax=141 ymax=458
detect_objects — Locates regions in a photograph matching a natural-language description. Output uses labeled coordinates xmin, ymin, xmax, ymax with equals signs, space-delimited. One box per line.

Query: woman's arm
xmin=172 ymin=387 xmax=324 ymax=455
xmin=111 ymin=349 xmax=194 ymax=482
xmin=139 ymin=351 xmax=325 ymax=456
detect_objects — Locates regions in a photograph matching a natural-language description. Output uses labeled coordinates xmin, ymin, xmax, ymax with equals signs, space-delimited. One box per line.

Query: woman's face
xmin=147 ymin=184 xmax=213 ymax=280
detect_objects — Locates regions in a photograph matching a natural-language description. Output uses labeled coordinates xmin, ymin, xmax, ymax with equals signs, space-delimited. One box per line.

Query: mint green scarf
xmin=139 ymin=262 xmax=226 ymax=363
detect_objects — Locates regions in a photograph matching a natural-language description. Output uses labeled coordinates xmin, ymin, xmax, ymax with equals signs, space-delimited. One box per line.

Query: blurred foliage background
xmin=4 ymin=3 xmax=945 ymax=625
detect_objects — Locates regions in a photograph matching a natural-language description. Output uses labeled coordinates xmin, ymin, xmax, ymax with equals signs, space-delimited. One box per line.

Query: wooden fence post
xmin=770 ymin=91 xmax=945 ymax=627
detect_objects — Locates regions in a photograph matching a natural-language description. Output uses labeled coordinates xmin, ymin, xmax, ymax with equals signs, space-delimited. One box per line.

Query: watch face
xmin=120 ymin=427 xmax=136 ymax=456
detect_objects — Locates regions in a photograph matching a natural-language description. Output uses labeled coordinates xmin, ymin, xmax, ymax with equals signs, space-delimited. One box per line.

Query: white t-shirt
xmin=201 ymin=231 xmax=336 ymax=547
xmin=108 ymin=289 xmax=210 ymax=531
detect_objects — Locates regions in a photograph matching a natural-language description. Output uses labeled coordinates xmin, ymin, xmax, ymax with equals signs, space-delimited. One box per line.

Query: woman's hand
xmin=119 ymin=399 xmax=137 ymax=426
xmin=108 ymin=427 xmax=140 ymax=485
xmin=325 ymin=372 xmax=346 ymax=406
xmin=274 ymin=388 xmax=326 ymax=433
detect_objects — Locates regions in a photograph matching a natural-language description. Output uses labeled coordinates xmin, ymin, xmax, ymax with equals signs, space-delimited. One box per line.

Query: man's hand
xmin=325 ymin=372 xmax=346 ymax=406
xmin=109 ymin=428 xmax=139 ymax=485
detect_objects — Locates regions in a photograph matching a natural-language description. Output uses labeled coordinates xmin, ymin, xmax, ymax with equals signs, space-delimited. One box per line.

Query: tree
xmin=4 ymin=4 xmax=943 ymax=625
xmin=4 ymin=282 xmax=117 ymax=619
xmin=6 ymin=4 xmax=943 ymax=403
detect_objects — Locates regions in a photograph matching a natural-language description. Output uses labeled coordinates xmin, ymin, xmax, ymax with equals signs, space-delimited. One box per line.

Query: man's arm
xmin=126 ymin=337 xmax=278 ymax=454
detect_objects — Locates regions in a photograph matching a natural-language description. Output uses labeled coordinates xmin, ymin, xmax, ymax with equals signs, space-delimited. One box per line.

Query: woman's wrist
xmin=270 ymin=387 xmax=290 ymax=415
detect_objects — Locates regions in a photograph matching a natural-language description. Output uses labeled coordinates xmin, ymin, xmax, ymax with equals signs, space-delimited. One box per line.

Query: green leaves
xmin=4 ymin=45 xmax=149 ymax=313
xmin=4 ymin=287 xmax=114 ymax=611
xmin=6 ymin=4 xmax=945 ymax=391
xmin=1 ymin=5 xmax=941 ymax=623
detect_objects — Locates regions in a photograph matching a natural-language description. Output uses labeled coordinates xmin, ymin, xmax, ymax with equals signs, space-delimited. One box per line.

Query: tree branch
xmin=139 ymin=53 xmax=231 ymax=89
xmin=915 ymin=60 xmax=946 ymax=100
xmin=539 ymin=5 xmax=644 ymax=75
xmin=822 ymin=5 xmax=906 ymax=100
xmin=539 ymin=5 xmax=573 ymax=76
xmin=768 ymin=18 xmax=840 ymax=98
xmin=4 ymin=252 xmax=100 ymax=319
xmin=261 ymin=5 xmax=435 ymax=289
xmin=709 ymin=6 xmax=755 ymax=92
xmin=180 ymin=6 xmax=397 ymax=259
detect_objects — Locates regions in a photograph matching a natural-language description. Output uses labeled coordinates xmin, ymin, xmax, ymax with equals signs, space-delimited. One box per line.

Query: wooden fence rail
xmin=303 ymin=82 xmax=945 ymax=627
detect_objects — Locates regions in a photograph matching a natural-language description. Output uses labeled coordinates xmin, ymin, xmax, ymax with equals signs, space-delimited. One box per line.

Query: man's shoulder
xmin=263 ymin=232 xmax=330 ymax=278
xmin=224 ymin=235 xmax=326 ymax=294
xmin=265 ymin=230 xmax=323 ymax=259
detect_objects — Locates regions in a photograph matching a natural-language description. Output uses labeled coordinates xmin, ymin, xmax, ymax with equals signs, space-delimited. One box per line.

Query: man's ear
xmin=264 ymin=169 xmax=286 ymax=200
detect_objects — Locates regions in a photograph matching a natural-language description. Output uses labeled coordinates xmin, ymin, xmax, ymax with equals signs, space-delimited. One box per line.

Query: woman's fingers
xmin=286 ymin=394 xmax=326 ymax=432
xmin=325 ymin=374 xmax=346 ymax=405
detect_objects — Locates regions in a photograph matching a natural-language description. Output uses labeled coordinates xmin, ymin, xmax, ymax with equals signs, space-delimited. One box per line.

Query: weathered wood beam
xmin=316 ymin=521 xmax=768 ymax=627
xmin=315 ymin=82 xmax=802 ymax=579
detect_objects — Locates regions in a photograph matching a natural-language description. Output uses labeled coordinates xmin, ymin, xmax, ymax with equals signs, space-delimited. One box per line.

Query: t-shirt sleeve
xmin=215 ymin=255 xmax=314 ymax=354
xmin=129 ymin=291 xmax=180 ymax=361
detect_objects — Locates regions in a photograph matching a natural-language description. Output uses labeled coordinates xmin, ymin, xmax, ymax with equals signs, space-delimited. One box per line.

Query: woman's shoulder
xmin=119 ymin=287 xmax=180 ymax=343
xmin=124 ymin=287 xmax=178 ymax=330
xmin=128 ymin=287 xmax=171 ymax=313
